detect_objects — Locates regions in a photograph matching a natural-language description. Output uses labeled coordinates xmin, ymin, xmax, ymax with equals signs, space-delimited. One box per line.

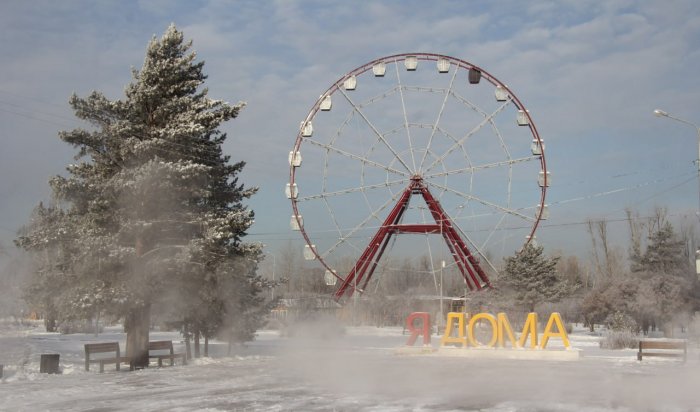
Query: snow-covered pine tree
xmin=631 ymin=221 xmax=688 ymax=275
xmin=500 ymin=244 xmax=568 ymax=313
xmin=16 ymin=24 xmax=264 ymax=367
xmin=628 ymin=221 xmax=694 ymax=332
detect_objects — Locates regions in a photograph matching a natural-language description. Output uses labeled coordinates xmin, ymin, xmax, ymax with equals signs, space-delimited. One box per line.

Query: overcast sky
xmin=2 ymin=0 xmax=700 ymax=266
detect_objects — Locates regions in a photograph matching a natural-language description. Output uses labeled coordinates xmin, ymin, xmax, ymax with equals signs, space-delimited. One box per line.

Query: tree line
xmin=270 ymin=207 xmax=700 ymax=339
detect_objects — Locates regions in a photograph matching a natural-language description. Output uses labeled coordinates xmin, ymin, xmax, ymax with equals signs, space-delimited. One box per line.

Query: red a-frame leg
xmin=334 ymin=176 xmax=491 ymax=301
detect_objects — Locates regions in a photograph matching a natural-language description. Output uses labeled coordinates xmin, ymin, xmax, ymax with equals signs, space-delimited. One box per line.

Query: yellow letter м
xmin=518 ymin=312 xmax=538 ymax=349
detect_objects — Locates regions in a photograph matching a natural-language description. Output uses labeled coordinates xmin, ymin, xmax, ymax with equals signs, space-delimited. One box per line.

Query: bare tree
xmin=625 ymin=208 xmax=646 ymax=262
xmin=278 ymin=241 xmax=303 ymax=296
xmin=587 ymin=218 xmax=625 ymax=284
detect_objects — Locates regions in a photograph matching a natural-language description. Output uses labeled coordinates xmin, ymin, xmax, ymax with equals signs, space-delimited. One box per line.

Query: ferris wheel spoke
xmin=424 ymin=99 xmax=511 ymax=174
xmin=337 ymin=87 xmax=413 ymax=174
xmin=297 ymin=178 xmax=410 ymax=202
xmin=395 ymin=62 xmax=417 ymax=172
xmin=448 ymin=90 xmax=489 ymax=117
xmin=479 ymin=213 xmax=508 ymax=250
xmin=423 ymin=155 xmax=539 ymax=179
xmin=427 ymin=180 xmax=533 ymax=221
xmin=320 ymin=189 xmax=406 ymax=259
xmin=453 ymin=223 xmax=501 ymax=275
xmin=418 ymin=68 xmax=459 ymax=172
xmin=303 ymin=137 xmax=410 ymax=177
xmin=445 ymin=89 xmax=514 ymax=164
xmin=360 ymin=85 xmax=401 ymax=107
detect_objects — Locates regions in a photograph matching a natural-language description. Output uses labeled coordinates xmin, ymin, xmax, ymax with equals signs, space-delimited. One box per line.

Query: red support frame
xmin=334 ymin=176 xmax=491 ymax=301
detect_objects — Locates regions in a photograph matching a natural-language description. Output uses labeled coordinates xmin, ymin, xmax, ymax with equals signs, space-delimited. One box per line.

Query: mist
xmin=274 ymin=319 xmax=699 ymax=410
xmin=0 ymin=247 xmax=31 ymax=318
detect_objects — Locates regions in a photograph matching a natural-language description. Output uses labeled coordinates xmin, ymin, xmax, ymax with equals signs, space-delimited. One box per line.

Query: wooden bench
xmin=637 ymin=339 xmax=686 ymax=362
xmin=148 ymin=340 xmax=187 ymax=367
xmin=84 ymin=342 xmax=130 ymax=372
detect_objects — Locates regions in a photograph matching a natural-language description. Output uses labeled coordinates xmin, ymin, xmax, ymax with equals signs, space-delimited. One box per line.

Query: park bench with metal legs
xmin=84 ymin=342 xmax=130 ymax=372
xmin=637 ymin=339 xmax=686 ymax=362
xmin=148 ymin=340 xmax=186 ymax=367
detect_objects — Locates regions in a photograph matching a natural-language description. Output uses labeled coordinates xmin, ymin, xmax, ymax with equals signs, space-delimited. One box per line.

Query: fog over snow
xmin=1 ymin=320 xmax=699 ymax=411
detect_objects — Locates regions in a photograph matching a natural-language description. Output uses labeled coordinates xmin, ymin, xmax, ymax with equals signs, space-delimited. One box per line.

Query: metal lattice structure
xmin=288 ymin=53 xmax=548 ymax=302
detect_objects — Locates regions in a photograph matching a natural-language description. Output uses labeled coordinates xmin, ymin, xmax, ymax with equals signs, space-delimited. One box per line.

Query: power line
xmin=247 ymin=174 xmax=698 ymax=241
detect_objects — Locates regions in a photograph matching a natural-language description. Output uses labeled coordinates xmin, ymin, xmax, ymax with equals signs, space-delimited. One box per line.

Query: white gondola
xmin=517 ymin=110 xmax=530 ymax=126
xmin=304 ymin=244 xmax=316 ymax=260
xmin=531 ymin=139 xmax=544 ymax=155
xmin=301 ymin=121 xmax=313 ymax=137
xmin=288 ymin=150 xmax=302 ymax=167
xmin=319 ymin=95 xmax=332 ymax=111
xmin=372 ymin=62 xmax=386 ymax=77
xmin=536 ymin=204 xmax=549 ymax=220
xmin=290 ymin=215 xmax=303 ymax=230
xmin=495 ymin=85 xmax=508 ymax=101
xmin=324 ymin=270 xmax=337 ymax=286
xmin=538 ymin=171 xmax=551 ymax=187
xmin=343 ymin=75 xmax=357 ymax=90
xmin=285 ymin=183 xmax=298 ymax=199
xmin=405 ymin=55 xmax=418 ymax=71
xmin=437 ymin=58 xmax=450 ymax=73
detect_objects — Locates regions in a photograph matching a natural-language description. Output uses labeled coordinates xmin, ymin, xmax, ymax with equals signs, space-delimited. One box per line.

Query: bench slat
xmin=85 ymin=342 xmax=127 ymax=372
xmin=639 ymin=341 xmax=685 ymax=350
xmin=85 ymin=343 xmax=120 ymax=353
xmin=148 ymin=340 xmax=186 ymax=367
xmin=148 ymin=340 xmax=174 ymax=351
xmin=638 ymin=340 xmax=686 ymax=362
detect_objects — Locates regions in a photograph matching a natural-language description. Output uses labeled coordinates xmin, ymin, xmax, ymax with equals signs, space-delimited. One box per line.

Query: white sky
xmin=1 ymin=0 xmax=700 ymax=264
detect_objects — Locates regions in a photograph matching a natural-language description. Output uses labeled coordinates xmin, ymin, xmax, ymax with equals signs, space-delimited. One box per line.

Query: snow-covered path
xmin=1 ymin=322 xmax=698 ymax=411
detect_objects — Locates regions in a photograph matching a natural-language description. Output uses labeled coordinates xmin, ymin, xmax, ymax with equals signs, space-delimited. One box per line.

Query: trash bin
xmin=40 ymin=354 xmax=60 ymax=374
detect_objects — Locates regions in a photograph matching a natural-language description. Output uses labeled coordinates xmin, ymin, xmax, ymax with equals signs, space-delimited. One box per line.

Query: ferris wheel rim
xmin=289 ymin=53 xmax=547 ymax=275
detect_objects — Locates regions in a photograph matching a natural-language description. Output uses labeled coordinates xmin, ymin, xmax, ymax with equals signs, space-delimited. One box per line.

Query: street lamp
xmin=654 ymin=109 xmax=700 ymax=277
xmin=439 ymin=260 xmax=445 ymax=334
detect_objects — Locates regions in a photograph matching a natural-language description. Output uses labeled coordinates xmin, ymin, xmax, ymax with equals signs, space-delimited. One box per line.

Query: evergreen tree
xmin=631 ymin=222 xmax=688 ymax=275
xmin=500 ymin=244 xmax=570 ymax=313
xmin=629 ymin=221 xmax=694 ymax=333
xmin=16 ymin=25 xmax=265 ymax=366
xmin=581 ymin=220 xmax=696 ymax=335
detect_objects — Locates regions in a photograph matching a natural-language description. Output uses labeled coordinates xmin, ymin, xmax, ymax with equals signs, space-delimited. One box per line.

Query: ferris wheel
xmin=287 ymin=53 xmax=549 ymax=301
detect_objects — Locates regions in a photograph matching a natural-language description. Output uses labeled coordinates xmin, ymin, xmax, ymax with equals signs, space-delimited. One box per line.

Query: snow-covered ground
xmin=0 ymin=319 xmax=698 ymax=411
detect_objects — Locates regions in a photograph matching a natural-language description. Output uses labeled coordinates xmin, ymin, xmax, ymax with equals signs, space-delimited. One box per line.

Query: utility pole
xmin=654 ymin=109 xmax=700 ymax=278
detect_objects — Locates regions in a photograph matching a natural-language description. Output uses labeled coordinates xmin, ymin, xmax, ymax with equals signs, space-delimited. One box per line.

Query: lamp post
xmin=653 ymin=109 xmax=700 ymax=277
xmin=271 ymin=254 xmax=276 ymax=300
xmin=440 ymin=260 xmax=445 ymax=334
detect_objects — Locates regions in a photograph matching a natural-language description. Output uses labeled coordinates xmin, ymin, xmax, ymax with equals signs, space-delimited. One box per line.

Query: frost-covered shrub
xmin=598 ymin=311 xmax=639 ymax=349
xmin=605 ymin=311 xmax=638 ymax=333
xmin=600 ymin=330 xmax=638 ymax=349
